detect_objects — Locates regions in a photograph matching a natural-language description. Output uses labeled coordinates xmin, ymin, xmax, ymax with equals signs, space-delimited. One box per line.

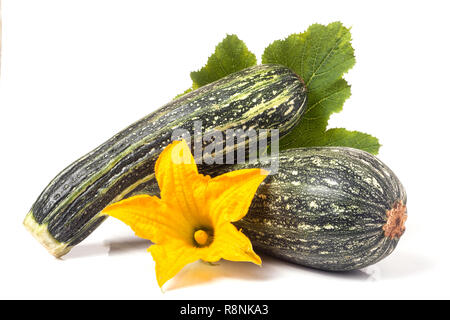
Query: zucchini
xmin=24 ymin=64 xmax=308 ymax=257
xmin=137 ymin=147 xmax=407 ymax=271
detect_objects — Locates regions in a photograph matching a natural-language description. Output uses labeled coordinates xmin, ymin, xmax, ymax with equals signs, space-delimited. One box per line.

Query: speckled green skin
xmin=139 ymin=147 xmax=407 ymax=271
xmin=25 ymin=64 xmax=307 ymax=256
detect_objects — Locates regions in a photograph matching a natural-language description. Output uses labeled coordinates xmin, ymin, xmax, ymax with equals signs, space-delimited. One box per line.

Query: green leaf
xmin=175 ymin=22 xmax=380 ymax=154
xmin=190 ymin=34 xmax=257 ymax=89
xmin=262 ymin=21 xmax=379 ymax=154
xmin=174 ymin=88 xmax=193 ymax=100
xmin=321 ymin=128 xmax=381 ymax=155
xmin=279 ymin=78 xmax=351 ymax=149
xmin=262 ymin=22 xmax=355 ymax=91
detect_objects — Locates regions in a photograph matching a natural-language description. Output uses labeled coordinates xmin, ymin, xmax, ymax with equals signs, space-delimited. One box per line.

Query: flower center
xmin=193 ymin=228 xmax=213 ymax=247
xmin=194 ymin=230 xmax=209 ymax=246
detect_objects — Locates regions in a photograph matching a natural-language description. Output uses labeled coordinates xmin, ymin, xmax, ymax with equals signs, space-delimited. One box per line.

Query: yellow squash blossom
xmin=102 ymin=140 xmax=268 ymax=288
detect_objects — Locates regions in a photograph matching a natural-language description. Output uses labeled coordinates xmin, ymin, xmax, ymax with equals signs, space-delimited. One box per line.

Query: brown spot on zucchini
xmin=383 ymin=200 xmax=407 ymax=239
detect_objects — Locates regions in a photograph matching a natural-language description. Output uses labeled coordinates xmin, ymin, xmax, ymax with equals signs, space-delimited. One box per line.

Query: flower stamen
xmin=194 ymin=230 xmax=208 ymax=245
xmin=193 ymin=229 xmax=213 ymax=247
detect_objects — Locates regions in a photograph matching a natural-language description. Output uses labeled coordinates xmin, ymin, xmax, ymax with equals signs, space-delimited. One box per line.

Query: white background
xmin=1 ymin=0 xmax=449 ymax=299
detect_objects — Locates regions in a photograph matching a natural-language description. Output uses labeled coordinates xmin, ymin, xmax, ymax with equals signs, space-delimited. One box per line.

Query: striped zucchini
xmin=137 ymin=147 xmax=407 ymax=271
xmin=24 ymin=64 xmax=308 ymax=257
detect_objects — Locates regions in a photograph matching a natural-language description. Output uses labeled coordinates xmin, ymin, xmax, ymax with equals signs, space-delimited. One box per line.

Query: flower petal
xmin=202 ymin=223 xmax=261 ymax=265
xmin=101 ymin=195 xmax=161 ymax=240
xmin=102 ymin=195 xmax=192 ymax=243
xmin=206 ymin=168 xmax=269 ymax=223
xmin=155 ymin=140 xmax=209 ymax=223
xmin=149 ymin=243 xmax=200 ymax=288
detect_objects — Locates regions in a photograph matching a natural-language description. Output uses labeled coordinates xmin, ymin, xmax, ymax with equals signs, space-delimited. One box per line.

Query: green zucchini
xmin=137 ymin=147 xmax=407 ymax=271
xmin=24 ymin=64 xmax=308 ymax=257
